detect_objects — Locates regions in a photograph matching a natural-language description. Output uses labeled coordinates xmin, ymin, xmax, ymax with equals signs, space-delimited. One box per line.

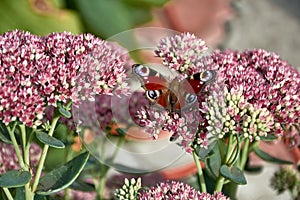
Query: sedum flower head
xmin=135 ymin=105 xmax=207 ymax=153
xmin=137 ymin=180 xmax=230 ymax=200
xmin=0 ymin=30 xmax=130 ymax=127
xmin=114 ymin=178 xmax=142 ymax=200
xmin=204 ymin=49 xmax=300 ymax=144
xmin=155 ymin=33 xmax=209 ymax=76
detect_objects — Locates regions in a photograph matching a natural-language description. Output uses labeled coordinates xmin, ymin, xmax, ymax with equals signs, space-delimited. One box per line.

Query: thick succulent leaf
xmin=15 ymin=187 xmax=25 ymax=200
xmin=196 ymin=139 xmax=217 ymax=160
xmin=254 ymin=147 xmax=293 ymax=165
xmin=204 ymin=140 xmax=223 ymax=179
xmin=220 ymin=165 xmax=247 ymax=185
xmin=36 ymin=152 xmax=90 ymax=195
xmin=260 ymin=134 xmax=278 ymax=141
xmin=0 ymin=170 xmax=31 ymax=188
xmin=36 ymin=131 xmax=65 ymax=148
xmin=57 ymin=103 xmax=71 ymax=119
xmin=69 ymin=179 xmax=95 ymax=192
xmin=0 ymin=122 xmax=12 ymax=143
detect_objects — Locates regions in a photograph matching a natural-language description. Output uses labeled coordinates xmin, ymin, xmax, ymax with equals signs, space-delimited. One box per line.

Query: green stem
xmin=214 ymin=134 xmax=237 ymax=192
xmin=98 ymin=175 xmax=107 ymax=200
xmin=214 ymin=176 xmax=226 ymax=192
xmin=224 ymin=134 xmax=235 ymax=163
xmin=111 ymin=136 xmax=125 ymax=160
xmin=19 ymin=124 xmax=29 ymax=165
xmin=7 ymin=122 xmax=26 ymax=170
xmin=19 ymin=124 xmax=35 ymax=200
xmin=237 ymin=138 xmax=250 ymax=169
xmin=97 ymin=135 xmax=125 ymax=199
xmin=31 ymin=115 xmax=60 ymax=192
xmin=24 ymin=130 xmax=35 ymax=167
xmin=64 ymin=188 xmax=71 ymax=200
xmin=192 ymin=151 xmax=206 ymax=192
xmin=2 ymin=188 xmax=13 ymax=200
xmin=24 ymin=184 xmax=34 ymax=200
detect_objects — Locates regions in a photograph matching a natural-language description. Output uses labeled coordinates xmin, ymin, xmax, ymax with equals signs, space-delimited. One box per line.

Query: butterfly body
xmin=133 ymin=64 xmax=216 ymax=113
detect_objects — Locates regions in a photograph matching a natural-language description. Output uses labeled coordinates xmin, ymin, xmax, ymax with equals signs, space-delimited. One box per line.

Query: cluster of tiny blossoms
xmin=0 ymin=142 xmax=41 ymax=174
xmin=114 ymin=178 xmax=142 ymax=200
xmin=0 ymin=30 xmax=130 ymax=127
xmin=136 ymin=106 xmax=208 ymax=153
xmin=137 ymin=180 xmax=230 ymax=200
xmin=204 ymin=49 xmax=300 ymax=144
xmin=155 ymin=33 xmax=210 ymax=76
xmin=135 ymin=33 xmax=216 ymax=152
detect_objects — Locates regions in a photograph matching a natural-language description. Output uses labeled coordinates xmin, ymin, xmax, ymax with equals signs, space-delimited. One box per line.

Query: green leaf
xmin=69 ymin=180 xmax=95 ymax=192
xmin=196 ymin=139 xmax=217 ymax=160
xmin=15 ymin=187 xmax=25 ymax=200
xmin=220 ymin=165 xmax=247 ymax=185
xmin=0 ymin=121 xmax=12 ymax=143
xmin=253 ymin=147 xmax=293 ymax=165
xmin=204 ymin=143 xmax=221 ymax=179
xmin=36 ymin=131 xmax=65 ymax=148
xmin=106 ymin=160 xmax=149 ymax=174
xmin=36 ymin=152 xmax=90 ymax=195
xmin=34 ymin=194 xmax=52 ymax=200
xmin=57 ymin=103 xmax=71 ymax=119
xmin=0 ymin=170 xmax=31 ymax=188
xmin=260 ymin=134 xmax=278 ymax=141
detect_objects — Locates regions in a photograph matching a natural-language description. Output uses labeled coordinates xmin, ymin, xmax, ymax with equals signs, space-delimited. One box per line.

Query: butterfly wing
xmin=132 ymin=64 xmax=170 ymax=108
xmin=178 ymin=70 xmax=216 ymax=111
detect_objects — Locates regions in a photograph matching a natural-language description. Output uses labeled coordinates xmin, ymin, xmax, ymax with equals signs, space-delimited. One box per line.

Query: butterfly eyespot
xmin=200 ymin=70 xmax=216 ymax=82
xmin=185 ymin=93 xmax=197 ymax=104
xmin=146 ymin=90 xmax=161 ymax=101
xmin=133 ymin=64 xmax=150 ymax=77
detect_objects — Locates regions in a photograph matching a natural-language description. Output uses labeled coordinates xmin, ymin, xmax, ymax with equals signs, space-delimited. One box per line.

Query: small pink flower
xmin=204 ymin=49 xmax=300 ymax=145
xmin=138 ymin=180 xmax=230 ymax=200
xmin=155 ymin=33 xmax=210 ymax=76
xmin=0 ymin=30 xmax=131 ymax=127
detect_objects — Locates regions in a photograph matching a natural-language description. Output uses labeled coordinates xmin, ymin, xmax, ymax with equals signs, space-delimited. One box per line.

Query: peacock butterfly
xmin=132 ymin=64 xmax=216 ymax=113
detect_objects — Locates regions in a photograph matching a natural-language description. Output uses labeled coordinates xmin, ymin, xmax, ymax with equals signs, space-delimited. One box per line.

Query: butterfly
xmin=132 ymin=64 xmax=216 ymax=113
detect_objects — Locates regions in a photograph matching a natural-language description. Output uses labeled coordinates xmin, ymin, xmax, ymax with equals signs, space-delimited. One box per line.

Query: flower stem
xmin=7 ymin=122 xmax=26 ymax=170
xmin=31 ymin=115 xmax=60 ymax=192
xmin=19 ymin=124 xmax=30 ymax=165
xmin=97 ymin=135 xmax=125 ymax=199
xmin=192 ymin=151 xmax=206 ymax=192
xmin=224 ymin=134 xmax=235 ymax=163
xmin=2 ymin=188 xmax=13 ymax=200
xmin=214 ymin=134 xmax=236 ymax=192
xmin=237 ymin=138 xmax=250 ymax=169
xmin=214 ymin=176 xmax=225 ymax=192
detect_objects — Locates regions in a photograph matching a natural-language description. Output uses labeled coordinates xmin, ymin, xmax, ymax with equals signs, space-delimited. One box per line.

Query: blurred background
xmin=0 ymin=0 xmax=299 ymax=68
xmin=1 ymin=0 xmax=298 ymax=199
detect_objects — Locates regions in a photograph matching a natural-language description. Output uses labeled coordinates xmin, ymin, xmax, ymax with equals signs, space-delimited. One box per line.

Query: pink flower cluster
xmin=135 ymin=106 xmax=208 ymax=153
xmin=0 ymin=142 xmax=41 ymax=174
xmin=204 ymin=49 xmax=300 ymax=145
xmin=155 ymin=33 xmax=209 ymax=76
xmin=138 ymin=32 xmax=299 ymax=150
xmin=138 ymin=180 xmax=230 ymax=200
xmin=0 ymin=30 xmax=130 ymax=127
